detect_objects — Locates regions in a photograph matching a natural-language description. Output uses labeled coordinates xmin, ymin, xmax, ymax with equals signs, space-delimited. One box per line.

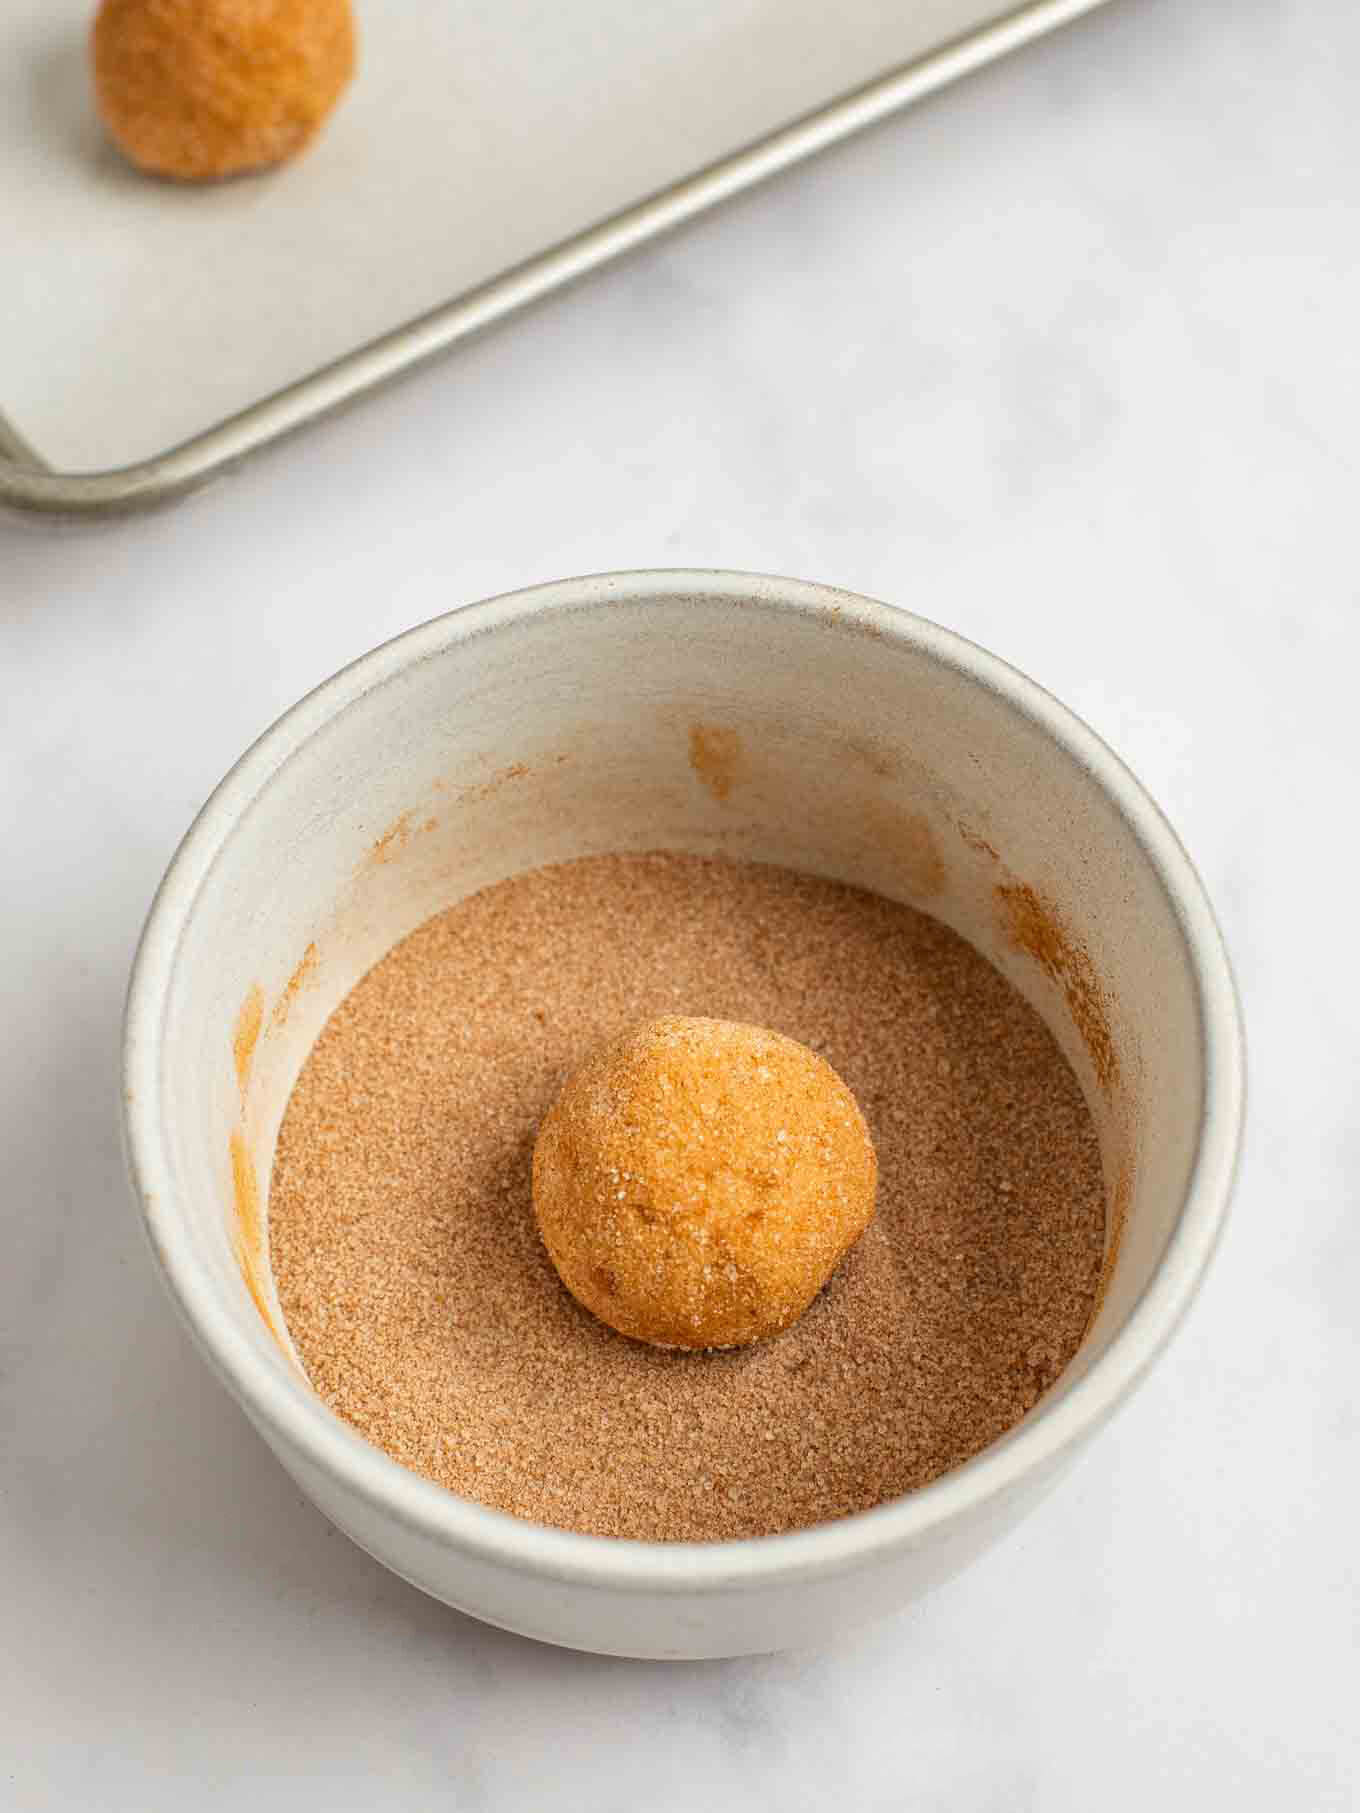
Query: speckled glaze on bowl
xmin=122 ymin=572 xmax=1243 ymax=1659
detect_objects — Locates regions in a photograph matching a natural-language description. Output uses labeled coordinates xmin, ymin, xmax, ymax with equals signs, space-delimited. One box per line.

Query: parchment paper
xmin=3 ymin=1 xmax=1010 ymax=473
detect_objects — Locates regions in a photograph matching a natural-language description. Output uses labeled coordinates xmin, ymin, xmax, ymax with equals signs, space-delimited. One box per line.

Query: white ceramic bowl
xmin=123 ymin=571 xmax=1243 ymax=1659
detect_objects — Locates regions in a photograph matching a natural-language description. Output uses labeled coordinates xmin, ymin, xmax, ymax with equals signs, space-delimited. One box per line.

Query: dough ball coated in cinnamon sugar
xmin=92 ymin=0 xmax=356 ymax=182
xmin=532 ymin=1016 xmax=877 ymax=1350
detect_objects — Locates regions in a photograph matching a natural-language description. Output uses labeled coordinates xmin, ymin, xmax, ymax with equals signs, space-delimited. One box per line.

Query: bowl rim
xmin=122 ymin=569 xmax=1244 ymax=1594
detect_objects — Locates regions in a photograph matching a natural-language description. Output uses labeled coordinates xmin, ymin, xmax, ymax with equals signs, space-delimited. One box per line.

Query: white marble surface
xmin=3 ymin=0 xmax=1357 ymax=1803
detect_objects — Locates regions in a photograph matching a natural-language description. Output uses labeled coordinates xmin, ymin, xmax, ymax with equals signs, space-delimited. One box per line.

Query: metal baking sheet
xmin=1 ymin=0 xmax=1111 ymax=517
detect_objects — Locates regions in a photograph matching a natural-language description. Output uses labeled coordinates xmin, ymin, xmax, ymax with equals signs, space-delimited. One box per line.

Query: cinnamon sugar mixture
xmin=269 ymin=853 xmax=1104 ymax=1541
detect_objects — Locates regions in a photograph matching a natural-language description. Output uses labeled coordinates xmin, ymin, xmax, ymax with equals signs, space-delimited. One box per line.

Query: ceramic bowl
xmin=123 ymin=571 xmax=1243 ymax=1658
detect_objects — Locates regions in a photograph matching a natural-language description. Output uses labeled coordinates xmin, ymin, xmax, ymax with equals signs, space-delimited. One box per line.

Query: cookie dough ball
xmin=533 ymin=1016 xmax=877 ymax=1350
xmin=92 ymin=0 xmax=356 ymax=181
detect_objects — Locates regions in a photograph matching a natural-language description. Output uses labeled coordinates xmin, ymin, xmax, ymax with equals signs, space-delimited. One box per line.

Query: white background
xmin=3 ymin=0 xmax=1357 ymax=1805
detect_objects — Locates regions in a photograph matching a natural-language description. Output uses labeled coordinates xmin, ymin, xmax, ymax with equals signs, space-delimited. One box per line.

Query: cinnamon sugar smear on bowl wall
xmin=123 ymin=573 xmax=1243 ymax=1659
